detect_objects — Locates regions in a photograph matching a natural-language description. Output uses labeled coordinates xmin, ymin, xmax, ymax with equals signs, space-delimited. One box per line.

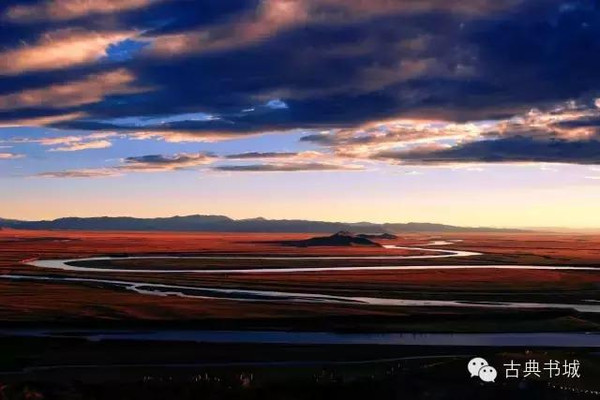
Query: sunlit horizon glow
xmin=1 ymin=0 xmax=600 ymax=229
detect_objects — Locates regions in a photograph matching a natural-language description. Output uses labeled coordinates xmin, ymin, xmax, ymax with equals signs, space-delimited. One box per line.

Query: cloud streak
xmin=373 ymin=137 xmax=600 ymax=166
xmin=213 ymin=162 xmax=363 ymax=172
xmin=35 ymin=168 xmax=120 ymax=178
xmin=5 ymin=132 xmax=118 ymax=152
xmin=0 ymin=69 xmax=146 ymax=110
xmin=301 ymin=99 xmax=600 ymax=165
xmin=0 ymin=29 xmax=135 ymax=75
xmin=5 ymin=0 xmax=600 ymax=177
xmin=32 ymin=152 xmax=216 ymax=178
xmin=48 ymin=139 xmax=112 ymax=152
xmin=148 ymin=0 xmax=521 ymax=57
xmin=0 ymin=112 xmax=86 ymax=128
xmin=225 ymin=151 xmax=299 ymax=159
xmin=120 ymin=152 xmax=217 ymax=171
xmin=128 ymin=130 xmax=261 ymax=143
xmin=0 ymin=152 xmax=24 ymax=160
xmin=4 ymin=0 xmax=160 ymax=22
xmin=32 ymin=149 xmax=362 ymax=177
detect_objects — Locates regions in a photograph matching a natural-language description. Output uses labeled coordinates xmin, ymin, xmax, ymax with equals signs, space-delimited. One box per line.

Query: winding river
xmin=2 ymin=243 xmax=599 ymax=313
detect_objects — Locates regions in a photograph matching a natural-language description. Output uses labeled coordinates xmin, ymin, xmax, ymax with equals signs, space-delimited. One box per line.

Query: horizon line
xmin=3 ymin=213 xmax=600 ymax=232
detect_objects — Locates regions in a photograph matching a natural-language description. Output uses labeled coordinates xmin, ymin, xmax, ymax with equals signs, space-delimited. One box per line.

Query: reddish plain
xmin=0 ymin=229 xmax=599 ymax=331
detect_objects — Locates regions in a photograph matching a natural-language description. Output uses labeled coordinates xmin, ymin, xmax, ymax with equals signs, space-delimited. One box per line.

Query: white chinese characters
xmin=503 ymin=359 xmax=581 ymax=379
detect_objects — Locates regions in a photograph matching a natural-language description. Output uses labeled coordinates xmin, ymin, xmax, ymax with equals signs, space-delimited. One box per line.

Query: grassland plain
xmin=0 ymin=229 xmax=599 ymax=332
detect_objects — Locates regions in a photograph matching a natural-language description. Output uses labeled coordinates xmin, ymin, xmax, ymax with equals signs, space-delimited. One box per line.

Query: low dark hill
xmin=278 ymin=231 xmax=382 ymax=247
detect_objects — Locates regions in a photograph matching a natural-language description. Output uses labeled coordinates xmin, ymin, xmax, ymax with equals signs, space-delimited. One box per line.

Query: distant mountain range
xmin=0 ymin=215 xmax=522 ymax=233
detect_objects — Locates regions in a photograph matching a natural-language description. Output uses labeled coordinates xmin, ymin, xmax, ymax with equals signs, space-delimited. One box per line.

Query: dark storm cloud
xmin=0 ymin=1 xmax=509 ymax=124
xmin=463 ymin=1 xmax=600 ymax=109
xmin=118 ymin=0 xmax=600 ymax=126
xmin=2 ymin=0 xmax=600 ymax=166
xmin=374 ymin=137 xmax=600 ymax=165
xmin=121 ymin=14 xmax=472 ymax=126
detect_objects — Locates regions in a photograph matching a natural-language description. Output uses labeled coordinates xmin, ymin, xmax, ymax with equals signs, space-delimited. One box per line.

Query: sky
xmin=0 ymin=0 xmax=599 ymax=228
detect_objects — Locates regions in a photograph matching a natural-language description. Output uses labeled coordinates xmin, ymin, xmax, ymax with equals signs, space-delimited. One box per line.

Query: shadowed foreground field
xmin=0 ymin=229 xmax=599 ymax=332
xmin=0 ymin=337 xmax=599 ymax=400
